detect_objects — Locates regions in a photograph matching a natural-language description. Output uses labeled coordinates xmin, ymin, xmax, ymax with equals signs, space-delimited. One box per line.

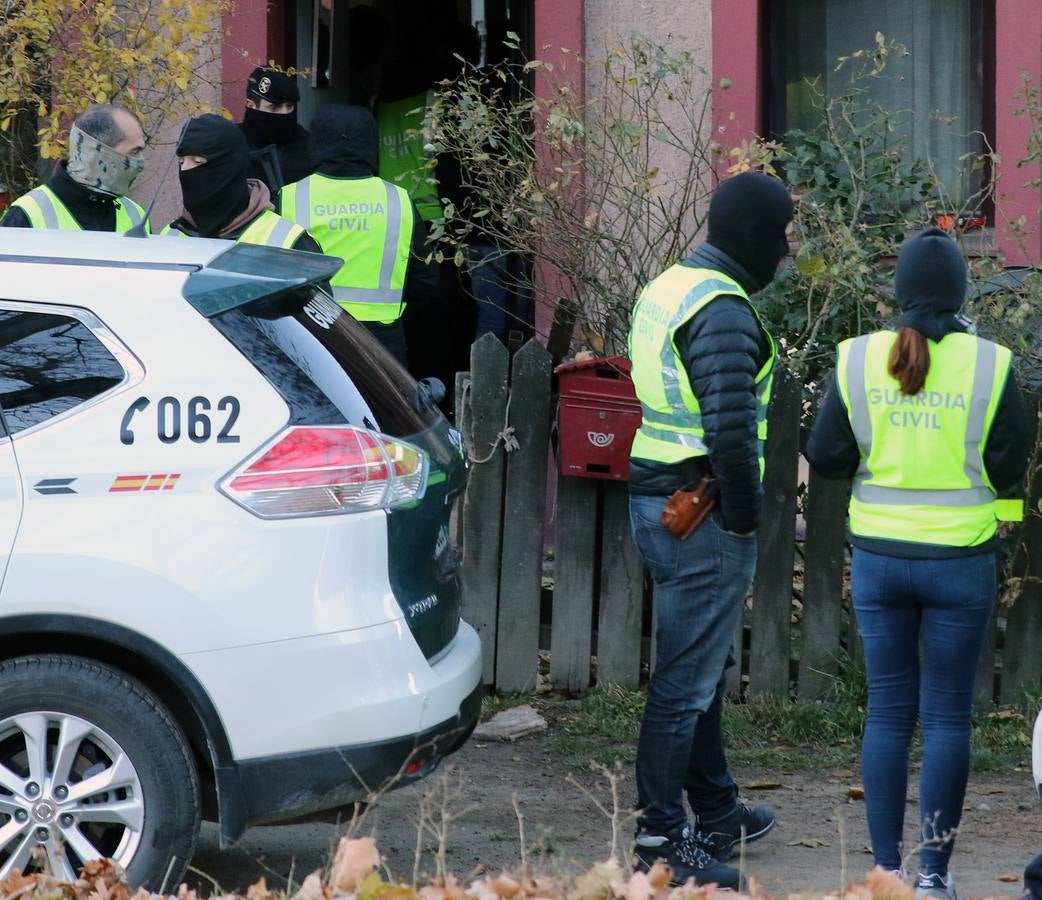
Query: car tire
xmin=0 ymin=655 xmax=200 ymax=889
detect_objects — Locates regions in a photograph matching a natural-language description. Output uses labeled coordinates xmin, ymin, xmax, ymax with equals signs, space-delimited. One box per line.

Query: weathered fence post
xmin=973 ymin=609 xmax=998 ymax=709
xmin=798 ymin=471 xmax=849 ymax=698
xmin=999 ymin=394 xmax=1042 ymax=705
xmin=550 ymin=475 xmax=598 ymax=692
xmin=1000 ymin=533 xmax=1042 ymax=703
xmin=595 ymin=482 xmax=644 ymax=688
xmin=459 ymin=334 xmax=509 ymax=685
xmin=495 ymin=340 xmax=552 ymax=692
xmin=748 ymin=369 xmax=801 ymax=695
xmin=725 ymin=604 xmax=745 ymax=695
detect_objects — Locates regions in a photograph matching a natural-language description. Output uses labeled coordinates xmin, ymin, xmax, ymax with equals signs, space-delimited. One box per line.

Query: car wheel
xmin=0 ymin=655 xmax=200 ymax=889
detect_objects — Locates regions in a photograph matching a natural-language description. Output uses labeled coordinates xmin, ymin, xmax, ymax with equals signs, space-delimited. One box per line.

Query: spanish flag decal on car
xmin=109 ymin=474 xmax=181 ymax=493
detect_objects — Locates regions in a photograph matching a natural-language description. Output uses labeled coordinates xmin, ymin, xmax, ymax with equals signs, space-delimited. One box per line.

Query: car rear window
xmin=212 ymin=289 xmax=439 ymax=437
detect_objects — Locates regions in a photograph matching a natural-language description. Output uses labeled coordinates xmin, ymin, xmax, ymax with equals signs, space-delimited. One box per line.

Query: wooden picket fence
xmin=455 ymin=333 xmax=1042 ymax=705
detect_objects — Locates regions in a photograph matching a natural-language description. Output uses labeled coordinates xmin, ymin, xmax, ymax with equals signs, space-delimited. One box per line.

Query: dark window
xmin=768 ymin=0 xmax=990 ymax=209
xmin=0 ymin=310 xmax=124 ymax=434
xmin=213 ymin=289 xmax=439 ymax=439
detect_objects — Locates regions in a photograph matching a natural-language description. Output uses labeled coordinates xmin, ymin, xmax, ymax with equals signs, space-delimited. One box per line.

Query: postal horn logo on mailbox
xmin=587 ymin=431 xmax=616 ymax=448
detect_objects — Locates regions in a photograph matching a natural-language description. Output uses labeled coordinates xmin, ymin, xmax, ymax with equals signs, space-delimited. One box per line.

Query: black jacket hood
xmin=309 ymin=104 xmax=379 ymax=178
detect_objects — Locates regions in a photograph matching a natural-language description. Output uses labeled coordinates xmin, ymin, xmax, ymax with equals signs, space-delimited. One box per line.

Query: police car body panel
xmin=0 ymin=230 xmax=479 ymax=886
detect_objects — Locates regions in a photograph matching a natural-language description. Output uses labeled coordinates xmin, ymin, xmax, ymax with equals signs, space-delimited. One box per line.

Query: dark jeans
xmin=685 ymin=667 xmax=740 ymax=820
xmin=465 ymin=244 xmax=535 ymax=342
xmin=466 ymin=244 xmax=510 ymax=340
xmin=852 ymin=549 xmax=997 ymax=875
xmin=1026 ymin=850 xmax=1042 ymax=898
xmin=629 ymin=494 xmax=757 ymax=834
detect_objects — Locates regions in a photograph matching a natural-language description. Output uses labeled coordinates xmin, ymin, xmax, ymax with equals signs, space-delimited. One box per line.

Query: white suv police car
xmin=0 ymin=230 xmax=481 ymax=888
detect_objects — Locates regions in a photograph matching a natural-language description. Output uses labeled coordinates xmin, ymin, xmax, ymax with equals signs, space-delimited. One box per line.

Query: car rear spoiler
xmin=182 ymin=244 xmax=341 ymax=317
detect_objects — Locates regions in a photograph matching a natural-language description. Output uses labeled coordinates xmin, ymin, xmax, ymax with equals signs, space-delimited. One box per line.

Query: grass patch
xmin=969 ymin=696 xmax=1040 ymax=771
xmin=497 ymin=661 xmax=1041 ymax=774
xmin=480 ymin=690 xmax=539 ymax=719
xmin=548 ymin=684 xmax=644 ymax=767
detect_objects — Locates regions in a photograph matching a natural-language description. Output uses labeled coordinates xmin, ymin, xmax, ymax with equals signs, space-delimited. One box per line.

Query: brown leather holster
xmin=660 ymin=474 xmax=718 ymax=540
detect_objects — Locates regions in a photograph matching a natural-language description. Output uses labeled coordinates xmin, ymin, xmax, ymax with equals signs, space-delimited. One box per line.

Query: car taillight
xmin=220 ymin=426 xmax=428 ymax=518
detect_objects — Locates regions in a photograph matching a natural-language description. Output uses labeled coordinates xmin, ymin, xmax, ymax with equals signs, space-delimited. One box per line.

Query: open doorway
xmin=268 ymin=0 xmax=534 ymax=126
xmin=261 ymin=0 xmax=537 ymax=406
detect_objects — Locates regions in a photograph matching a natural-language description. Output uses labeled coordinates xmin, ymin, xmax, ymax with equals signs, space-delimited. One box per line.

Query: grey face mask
xmin=66 ymin=124 xmax=145 ymax=197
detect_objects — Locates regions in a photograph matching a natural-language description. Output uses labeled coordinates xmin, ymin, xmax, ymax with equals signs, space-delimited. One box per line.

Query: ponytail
xmin=888 ymin=326 xmax=930 ymax=395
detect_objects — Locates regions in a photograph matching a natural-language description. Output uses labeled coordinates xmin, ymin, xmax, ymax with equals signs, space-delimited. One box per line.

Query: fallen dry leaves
xmin=0 ymin=840 xmax=961 ymax=900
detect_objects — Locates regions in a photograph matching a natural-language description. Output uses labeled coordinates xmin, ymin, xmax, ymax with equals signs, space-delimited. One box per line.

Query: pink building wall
xmin=994 ymin=0 xmax=1042 ymax=264
xmin=532 ymin=0 xmax=585 ymax=342
xmin=221 ymin=0 xmax=270 ymax=116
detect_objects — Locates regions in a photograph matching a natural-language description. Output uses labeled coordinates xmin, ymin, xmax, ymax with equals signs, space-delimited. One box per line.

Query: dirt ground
xmin=189 ymin=720 xmax=1042 ymax=899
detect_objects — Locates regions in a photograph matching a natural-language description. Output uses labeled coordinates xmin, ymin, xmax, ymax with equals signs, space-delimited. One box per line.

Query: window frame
xmin=0 ymin=301 xmax=144 ymax=440
xmin=711 ymin=0 xmax=1042 ymax=264
xmin=762 ymin=0 xmax=996 ymax=224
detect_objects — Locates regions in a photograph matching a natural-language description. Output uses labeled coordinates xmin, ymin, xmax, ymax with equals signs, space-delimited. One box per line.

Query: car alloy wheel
xmin=0 ymin=711 xmax=144 ymax=880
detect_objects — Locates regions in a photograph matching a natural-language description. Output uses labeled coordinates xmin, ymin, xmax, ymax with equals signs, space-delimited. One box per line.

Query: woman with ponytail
xmin=808 ymin=227 xmax=1030 ymax=898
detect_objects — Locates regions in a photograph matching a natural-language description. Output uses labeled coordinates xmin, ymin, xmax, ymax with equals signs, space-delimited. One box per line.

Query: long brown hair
xmin=888 ymin=326 xmax=930 ymax=395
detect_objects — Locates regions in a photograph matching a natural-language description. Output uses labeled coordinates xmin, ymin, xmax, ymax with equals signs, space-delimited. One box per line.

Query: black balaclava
xmin=244 ymin=67 xmax=301 ymax=146
xmin=177 ymin=114 xmax=251 ymax=237
xmin=309 ymin=104 xmax=379 ymax=178
xmin=706 ymin=171 xmax=794 ymax=291
xmin=894 ymin=226 xmax=967 ymax=341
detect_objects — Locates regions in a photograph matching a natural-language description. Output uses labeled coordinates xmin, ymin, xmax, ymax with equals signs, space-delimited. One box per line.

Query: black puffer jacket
xmin=629 ymin=244 xmax=771 ymax=534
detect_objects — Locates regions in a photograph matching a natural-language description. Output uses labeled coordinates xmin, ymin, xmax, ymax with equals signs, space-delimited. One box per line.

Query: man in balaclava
xmin=240 ymin=66 xmax=312 ymax=194
xmin=277 ymin=104 xmax=437 ymax=366
xmin=627 ymin=171 xmax=794 ymax=889
xmin=1 ymin=103 xmax=150 ymax=232
xmin=164 ymin=113 xmax=321 ymax=255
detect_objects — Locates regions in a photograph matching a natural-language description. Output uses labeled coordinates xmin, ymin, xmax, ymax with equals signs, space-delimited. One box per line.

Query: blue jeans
xmin=1027 ymin=851 xmax=1042 ymax=899
xmin=852 ymin=549 xmax=997 ymax=875
xmin=466 ymin=245 xmax=510 ymax=340
xmin=630 ymin=494 xmax=757 ymax=833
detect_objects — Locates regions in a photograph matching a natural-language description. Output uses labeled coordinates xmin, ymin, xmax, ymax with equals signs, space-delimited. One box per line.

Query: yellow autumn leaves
xmin=0 ymin=0 xmax=227 ymax=188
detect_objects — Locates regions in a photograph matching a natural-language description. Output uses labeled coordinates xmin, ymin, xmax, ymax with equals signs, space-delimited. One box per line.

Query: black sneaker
xmin=697 ymin=800 xmax=776 ymax=861
xmin=914 ymin=872 xmax=958 ymax=899
xmin=633 ymin=823 xmax=741 ymax=889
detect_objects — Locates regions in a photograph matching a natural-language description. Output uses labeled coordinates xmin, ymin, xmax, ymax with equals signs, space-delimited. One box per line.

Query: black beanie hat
xmin=247 ymin=67 xmax=300 ymax=104
xmin=707 ymin=171 xmax=794 ymax=291
xmin=893 ymin=226 xmax=967 ymax=341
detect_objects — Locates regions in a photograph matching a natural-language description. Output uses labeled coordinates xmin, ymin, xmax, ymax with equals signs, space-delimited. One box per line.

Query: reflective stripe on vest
xmin=281 ymin=174 xmax=412 ymax=324
xmin=12 ymin=185 xmax=149 ymax=233
xmin=236 ymin=210 xmax=304 ymax=248
xmin=837 ymin=330 xmax=1015 ymax=546
xmin=160 ymin=210 xmax=302 ymax=248
xmin=628 ymin=265 xmax=777 ymax=472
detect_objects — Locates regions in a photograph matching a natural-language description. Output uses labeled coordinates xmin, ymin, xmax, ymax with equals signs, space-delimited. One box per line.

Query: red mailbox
xmin=556 ymin=356 xmax=641 ymax=480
